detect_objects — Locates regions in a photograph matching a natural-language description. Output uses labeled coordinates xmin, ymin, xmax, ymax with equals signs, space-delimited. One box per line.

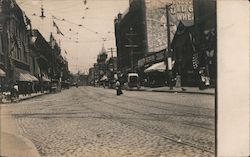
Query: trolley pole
xmin=165 ymin=4 xmax=173 ymax=90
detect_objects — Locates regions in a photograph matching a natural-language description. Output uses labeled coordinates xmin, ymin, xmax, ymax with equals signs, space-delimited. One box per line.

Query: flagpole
xmin=51 ymin=15 xmax=53 ymax=37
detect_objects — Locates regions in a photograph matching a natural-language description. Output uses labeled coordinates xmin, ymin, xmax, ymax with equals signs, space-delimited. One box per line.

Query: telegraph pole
xmin=165 ymin=4 xmax=173 ymax=90
xmin=110 ymin=48 xmax=114 ymax=73
xmin=108 ymin=48 xmax=114 ymax=58
xmin=107 ymin=47 xmax=116 ymax=72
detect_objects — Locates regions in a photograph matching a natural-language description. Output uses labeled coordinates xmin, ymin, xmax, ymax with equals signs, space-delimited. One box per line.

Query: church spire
xmin=100 ymin=42 xmax=106 ymax=54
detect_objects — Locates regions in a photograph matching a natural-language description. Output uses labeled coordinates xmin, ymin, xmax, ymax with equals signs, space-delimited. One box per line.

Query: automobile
xmin=71 ymin=82 xmax=78 ymax=87
xmin=127 ymin=73 xmax=140 ymax=89
xmin=50 ymin=80 xmax=60 ymax=93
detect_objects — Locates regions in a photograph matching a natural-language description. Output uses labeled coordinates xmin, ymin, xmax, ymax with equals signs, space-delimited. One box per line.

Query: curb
xmin=151 ymin=90 xmax=215 ymax=95
xmin=0 ymin=132 xmax=40 ymax=157
xmin=124 ymin=88 xmax=215 ymax=95
xmin=19 ymin=93 xmax=48 ymax=102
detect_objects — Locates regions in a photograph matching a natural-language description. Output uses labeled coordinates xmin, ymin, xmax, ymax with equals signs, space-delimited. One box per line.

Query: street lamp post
xmin=165 ymin=4 xmax=173 ymax=90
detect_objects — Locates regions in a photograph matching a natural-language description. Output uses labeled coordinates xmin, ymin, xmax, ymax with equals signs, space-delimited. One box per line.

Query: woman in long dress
xmin=115 ymin=80 xmax=123 ymax=96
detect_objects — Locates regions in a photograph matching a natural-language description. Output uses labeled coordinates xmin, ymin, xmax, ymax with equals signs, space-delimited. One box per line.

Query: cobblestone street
xmin=1 ymin=87 xmax=215 ymax=157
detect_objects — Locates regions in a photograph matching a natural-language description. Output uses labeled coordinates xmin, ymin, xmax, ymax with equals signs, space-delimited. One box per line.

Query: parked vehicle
xmin=127 ymin=73 xmax=140 ymax=89
xmin=50 ymin=80 xmax=61 ymax=93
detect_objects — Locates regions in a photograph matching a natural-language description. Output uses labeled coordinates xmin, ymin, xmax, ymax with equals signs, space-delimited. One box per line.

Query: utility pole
xmin=107 ymin=47 xmax=116 ymax=73
xmin=51 ymin=36 xmax=55 ymax=81
xmin=108 ymin=48 xmax=114 ymax=58
xmin=125 ymin=27 xmax=138 ymax=72
xmin=107 ymin=47 xmax=116 ymax=87
xmin=165 ymin=4 xmax=173 ymax=90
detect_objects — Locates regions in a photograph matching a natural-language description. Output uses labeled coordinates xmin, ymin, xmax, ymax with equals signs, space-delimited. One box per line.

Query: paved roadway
xmin=3 ymin=86 xmax=215 ymax=157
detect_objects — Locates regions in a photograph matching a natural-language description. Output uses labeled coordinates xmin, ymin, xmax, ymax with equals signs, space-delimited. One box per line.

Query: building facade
xmin=115 ymin=0 xmax=194 ymax=72
xmin=145 ymin=0 xmax=194 ymax=53
xmin=31 ymin=29 xmax=51 ymax=81
xmin=0 ymin=0 xmax=37 ymax=91
xmin=193 ymin=0 xmax=216 ymax=86
xmin=0 ymin=0 xmax=69 ymax=93
xmin=114 ymin=0 xmax=148 ymax=72
xmin=115 ymin=0 xmax=216 ymax=87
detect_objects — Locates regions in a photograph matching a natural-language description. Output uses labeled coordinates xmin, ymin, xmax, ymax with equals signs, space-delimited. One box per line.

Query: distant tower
xmin=97 ymin=43 xmax=107 ymax=64
xmin=100 ymin=43 xmax=107 ymax=54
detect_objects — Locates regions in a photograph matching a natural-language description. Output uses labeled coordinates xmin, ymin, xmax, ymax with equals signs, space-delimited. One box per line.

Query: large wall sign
xmin=145 ymin=0 xmax=194 ymax=53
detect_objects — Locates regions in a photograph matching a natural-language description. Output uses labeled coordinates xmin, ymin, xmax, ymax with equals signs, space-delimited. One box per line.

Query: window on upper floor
xmin=0 ymin=4 xmax=2 ymax=13
xmin=0 ymin=35 xmax=3 ymax=55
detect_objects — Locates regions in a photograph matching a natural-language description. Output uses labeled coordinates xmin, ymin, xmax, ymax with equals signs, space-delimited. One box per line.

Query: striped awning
xmin=144 ymin=61 xmax=166 ymax=73
xmin=19 ymin=72 xmax=38 ymax=82
xmin=42 ymin=77 xmax=51 ymax=82
xmin=0 ymin=68 xmax=6 ymax=77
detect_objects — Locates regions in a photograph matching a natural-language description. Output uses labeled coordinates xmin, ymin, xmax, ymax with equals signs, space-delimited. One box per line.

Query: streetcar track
xmin=77 ymin=88 xmax=215 ymax=153
xmin=80 ymin=88 xmax=214 ymax=127
xmin=86 ymin=87 xmax=214 ymax=115
xmin=14 ymin=87 xmax=214 ymax=155
xmin=83 ymin=89 xmax=214 ymax=131
xmin=89 ymin=87 xmax=214 ymax=110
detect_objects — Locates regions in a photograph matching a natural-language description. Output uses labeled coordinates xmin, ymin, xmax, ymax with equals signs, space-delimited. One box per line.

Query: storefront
xmin=0 ymin=68 xmax=6 ymax=92
xmin=143 ymin=61 xmax=167 ymax=87
xmin=15 ymin=69 xmax=39 ymax=94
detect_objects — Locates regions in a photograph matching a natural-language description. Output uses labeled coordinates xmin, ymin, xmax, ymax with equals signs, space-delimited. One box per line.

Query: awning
xmin=144 ymin=61 xmax=166 ymax=73
xmin=0 ymin=68 xmax=6 ymax=77
xmin=19 ymin=72 xmax=38 ymax=82
xmin=42 ymin=77 xmax=51 ymax=82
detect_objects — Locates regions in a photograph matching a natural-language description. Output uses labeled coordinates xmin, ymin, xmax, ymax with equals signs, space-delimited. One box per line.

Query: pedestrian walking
xmin=115 ymin=80 xmax=123 ymax=96
xmin=10 ymin=84 xmax=19 ymax=102
xmin=13 ymin=83 xmax=19 ymax=99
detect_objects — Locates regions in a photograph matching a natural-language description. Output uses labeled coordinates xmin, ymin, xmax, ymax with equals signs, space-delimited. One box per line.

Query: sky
xmin=16 ymin=0 xmax=129 ymax=74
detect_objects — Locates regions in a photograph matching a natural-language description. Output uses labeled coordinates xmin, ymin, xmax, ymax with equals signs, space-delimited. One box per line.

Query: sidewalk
xmin=128 ymin=86 xmax=215 ymax=95
xmin=0 ymin=132 xmax=40 ymax=157
xmin=19 ymin=92 xmax=48 ymax=101
xmin=1 ymin=92 xmax=48 ymax=104
xmin=0 ymin=105 xmax=40 ymax=157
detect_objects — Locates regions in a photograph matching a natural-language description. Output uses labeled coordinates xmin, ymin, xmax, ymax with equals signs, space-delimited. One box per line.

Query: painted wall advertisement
xmin=145 ymin=0 xmax=194 ymax=53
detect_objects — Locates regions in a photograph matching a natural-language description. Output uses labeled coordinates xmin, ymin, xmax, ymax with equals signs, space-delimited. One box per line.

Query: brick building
xmin=0 ymin=0 xmax=37 ymax=91
xmin=115 ymin=0 xmax=194 ymax=73
xmin=144 ymin=0 xmax=216 ymax=87
xmin=145 ymin=0 xmax=193 ymax=53
xmin=31 ymin=30 xmax=51 ymax=81
xmin=114 ymin=0 xmax=148 ymax=73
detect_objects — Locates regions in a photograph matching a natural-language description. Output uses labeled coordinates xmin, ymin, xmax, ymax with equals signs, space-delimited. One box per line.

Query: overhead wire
xmin=17 ymin=0 xmax=119 ymax=39
xmin=16 ymin=0 xmax=127 ymax=72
